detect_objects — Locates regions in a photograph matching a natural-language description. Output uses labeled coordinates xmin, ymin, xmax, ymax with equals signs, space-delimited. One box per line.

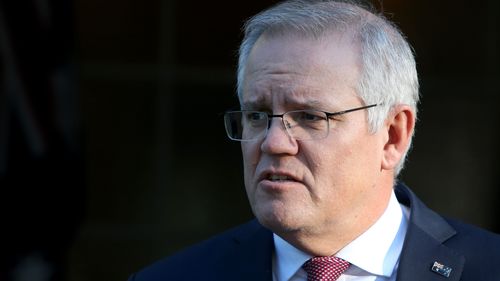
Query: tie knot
xmin=302 ymin=256 xmax=350 ymax=281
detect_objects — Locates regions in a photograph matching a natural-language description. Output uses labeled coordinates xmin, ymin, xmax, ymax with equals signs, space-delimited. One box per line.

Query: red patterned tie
xmin=302 ymin=256 xmax=350 ymax=281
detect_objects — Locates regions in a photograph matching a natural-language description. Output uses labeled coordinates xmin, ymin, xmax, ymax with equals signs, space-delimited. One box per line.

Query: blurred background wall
xmin=1 ymin=0 xmax=499 ymax=280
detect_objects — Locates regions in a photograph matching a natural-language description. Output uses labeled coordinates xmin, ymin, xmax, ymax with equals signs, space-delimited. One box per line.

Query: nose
xmin=260 ymin=117 xmax=298 ymax=155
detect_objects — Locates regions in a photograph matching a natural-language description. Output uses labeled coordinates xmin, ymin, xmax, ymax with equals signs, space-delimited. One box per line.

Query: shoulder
xmin=396 ymin=182 xmax=500 ymax=252
xmin=398 ymin=181 xmax=500 ymax=257
xmin=444 ymin=217 xmax=500 ymax=257
xmin=443 ymin=218 xmax=500 ymax=279
xmin=396 ymin=182 xmax=500 ymax=279
xmin=395 ymin=180 xmax=500 ymax=281
xmin=128 ymin=220 xmax=272 ymax=281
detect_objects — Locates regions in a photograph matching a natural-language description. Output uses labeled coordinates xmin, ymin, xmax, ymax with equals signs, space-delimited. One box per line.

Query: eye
xmin=287 ymin=110 xmax=327 ymax=131
xmin=297 ymin=110 xmax=326 ymax=122
xmin=245 ymin=111 xmax=266 ymax=121
xmin=242 ymin=111 xmax=268 ymax=128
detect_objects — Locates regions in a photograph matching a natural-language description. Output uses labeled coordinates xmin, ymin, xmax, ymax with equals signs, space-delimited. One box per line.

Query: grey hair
xmin=236 ymin=0 xmax=419 ymax=175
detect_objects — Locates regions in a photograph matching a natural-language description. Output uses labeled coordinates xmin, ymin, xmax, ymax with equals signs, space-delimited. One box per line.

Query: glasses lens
xmin=224 ymin=111 xmax=268 ymax=141
xmin=284 ymin=110 xmax=329 ymax=140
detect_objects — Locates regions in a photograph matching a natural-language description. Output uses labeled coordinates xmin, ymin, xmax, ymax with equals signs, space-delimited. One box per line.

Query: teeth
xmin=269 ymin=175 xmax=291 ymax=181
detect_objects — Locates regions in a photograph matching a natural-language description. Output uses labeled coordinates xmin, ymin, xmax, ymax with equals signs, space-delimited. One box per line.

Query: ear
xmin=381 ymin=105 xmax=415 ymax=171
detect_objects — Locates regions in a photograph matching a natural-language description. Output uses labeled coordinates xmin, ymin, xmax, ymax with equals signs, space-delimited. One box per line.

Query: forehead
xmin=242 ymin=31 xmax=361 ymax=108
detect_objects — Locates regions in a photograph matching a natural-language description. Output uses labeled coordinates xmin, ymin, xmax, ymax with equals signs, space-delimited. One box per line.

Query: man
xmin=128 ymin=1 xmax=500 ymax=280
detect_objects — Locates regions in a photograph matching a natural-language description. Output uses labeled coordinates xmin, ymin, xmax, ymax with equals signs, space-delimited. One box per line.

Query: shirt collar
xmin=273 ymin=233 xmax=310 ymax=281
xmin=273 ymin=190 xmax=409 ymax=280
xmin=336 ymin=190 xmax=408 ymax=277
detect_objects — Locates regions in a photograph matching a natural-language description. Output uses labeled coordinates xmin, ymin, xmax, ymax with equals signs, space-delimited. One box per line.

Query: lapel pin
xmin=431 ymin=261 xmax=452 ymax=278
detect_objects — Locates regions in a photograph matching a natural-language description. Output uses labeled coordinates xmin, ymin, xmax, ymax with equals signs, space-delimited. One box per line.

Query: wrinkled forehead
xmin=241 ymin=31 xmax=362 ymax=111
xmin=242 ymin=27 xmax=362 ymax=89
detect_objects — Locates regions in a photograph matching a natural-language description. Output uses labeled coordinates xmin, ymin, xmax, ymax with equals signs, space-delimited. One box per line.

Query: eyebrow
xmin=294 ymin=99 xmax=324 ymax=109
xmin=241 ymin=96 xmax=327 ymax=111
xmin=241 ymin=98 xmax=267 ymax=110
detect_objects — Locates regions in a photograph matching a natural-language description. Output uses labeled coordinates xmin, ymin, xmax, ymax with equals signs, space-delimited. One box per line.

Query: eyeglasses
xmin=224 ymin=104 xmax=377 ymax=141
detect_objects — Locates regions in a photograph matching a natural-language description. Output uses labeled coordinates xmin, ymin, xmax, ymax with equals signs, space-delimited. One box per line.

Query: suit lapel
xmin=395 ymin=183 xmax=465 ymax=281
xmin=222 ymin=220 xmax=274 ymax=281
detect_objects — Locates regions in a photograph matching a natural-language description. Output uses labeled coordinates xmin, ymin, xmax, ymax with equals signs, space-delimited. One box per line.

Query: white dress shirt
xmin=272 ymin=190 xmax=410 ymax=281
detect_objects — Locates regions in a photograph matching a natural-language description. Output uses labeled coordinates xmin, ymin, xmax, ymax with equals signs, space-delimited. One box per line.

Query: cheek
xmin=241 ymin=142 xmax=258 ymax=164
xmin=305 ymin=136 xmax=362 ymax=190
xmin=334 ymin=138 xmax=382 ymax=187
xmin=241 ymin=142 xmax=260 ymax=179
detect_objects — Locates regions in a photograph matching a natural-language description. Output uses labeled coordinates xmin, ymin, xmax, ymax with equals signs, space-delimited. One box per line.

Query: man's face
xmin=241 ymin=32 xmax=390 ymax=242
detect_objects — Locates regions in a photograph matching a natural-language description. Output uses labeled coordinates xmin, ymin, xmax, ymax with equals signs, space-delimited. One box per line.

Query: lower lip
xmin=258 ymin=179 xmax=303 ymax=192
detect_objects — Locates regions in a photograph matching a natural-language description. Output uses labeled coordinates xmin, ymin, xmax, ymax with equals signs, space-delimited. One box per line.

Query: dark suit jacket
xmin=128 ymin=182 xmax=500 ymax=281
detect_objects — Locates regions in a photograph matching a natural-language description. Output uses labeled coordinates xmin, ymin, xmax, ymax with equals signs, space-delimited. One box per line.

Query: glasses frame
xmin=224 ymin=103 xmax=378 ymax=141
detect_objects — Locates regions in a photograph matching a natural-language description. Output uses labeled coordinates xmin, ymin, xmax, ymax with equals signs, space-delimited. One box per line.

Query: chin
xmin=253 ymin=203 xmax=304 ymax=234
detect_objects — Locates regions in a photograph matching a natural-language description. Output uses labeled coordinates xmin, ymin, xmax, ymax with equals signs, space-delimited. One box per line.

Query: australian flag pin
xmin=431 ymin=261 xmax=452 ymax=278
